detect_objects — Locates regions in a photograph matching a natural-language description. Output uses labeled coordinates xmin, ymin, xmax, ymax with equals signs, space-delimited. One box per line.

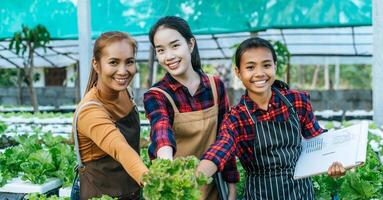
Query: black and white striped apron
xmin=243 ymin=87 xmax=314 ymax=200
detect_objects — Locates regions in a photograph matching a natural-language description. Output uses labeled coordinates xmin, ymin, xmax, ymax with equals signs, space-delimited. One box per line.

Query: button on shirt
xmin=202 ymin=88 xmax=324 ymax=171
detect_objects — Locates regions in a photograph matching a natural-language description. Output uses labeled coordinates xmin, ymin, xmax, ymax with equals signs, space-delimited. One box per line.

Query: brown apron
xmin=73 ymin=100 xmax=141 ymax=200
xmin=150 ymin=76 xmax=219 ymax=200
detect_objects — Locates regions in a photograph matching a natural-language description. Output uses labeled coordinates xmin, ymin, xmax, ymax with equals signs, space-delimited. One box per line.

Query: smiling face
xmin=93 ymin=39 xmax=137 ymax=93
xmin=235 ymin=47 xmax=276 ymax=100
xmin=153 ymin=27 xmax=195 ymax=78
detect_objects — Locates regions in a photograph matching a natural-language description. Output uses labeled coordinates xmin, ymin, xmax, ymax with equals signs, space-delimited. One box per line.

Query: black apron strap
xmin=272 ymin=87 xmax=296 ymax=116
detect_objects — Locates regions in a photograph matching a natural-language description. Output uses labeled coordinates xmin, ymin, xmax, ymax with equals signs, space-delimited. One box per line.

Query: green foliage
xmin=89 ymin=195 xmax=118 ymax=200
xmin=155 ymin=64 xmax=167 ymax=82
xmin=271 ymin=40 xmax=290 ymax=78
xmin=202 ymin=64 xmax=218 ymax=75
xmin=340 ymin=174 xmax=379 ymax=200
xmin=139 ymin=112 xmax=147 ymax=120
xmin=140 ymin=127 xmax=151 ymax=148
xmin=141 ymin=128 xmax=150 ymax=139
xmin=137 ymin=63 xmax=150 ymax=88
xmin=325 ymin=121 xmax=335 ymax=130
xmin=0 ymin=112 xmax=73 ymax=119
xmin=236 ymin=159 xmax=246 ymax=199
xmin=21 ymin=149 xmax=55 ymax=184
xmin=340 ymin=64 xmax=372 ymax=89
xmin=8 ymin=24 xmax=51 ymax=112
xmin=312 ymin=172 xmax=344 ymax=199
xmin=0 ymin=69 xmax=18 ymax=87
xmin=289 ymin=64 xmax=372 ymax=90
xmin=368 ymin=122 xmax=378 ymax=130
xmin=313 ymin=145 xmax=383 ymax=199
xmin=339 ymin=146 xmax=383 ymax=199
xmin=0 ymin=121 xmax=7 ymax=134
xmin=140 ymin=147 xmax=151 ymax=167
xmin=0 ymin=170 xmax=12 ymax=187
xmin=9 ymin=24 xmax=50 ymax=56
xmin=143 ymin=156 xmax=212 ymax=200
xmin=369 ymin=132 xmax=383 ymax=155
xmin=0 ymin=131 xmax=76 ymax=187
xmin=25 ymin=193 xmax=69 ymax=200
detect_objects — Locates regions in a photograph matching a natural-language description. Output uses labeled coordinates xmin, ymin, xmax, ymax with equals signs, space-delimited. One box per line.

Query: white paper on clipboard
xmin=293 ymin=121 xmax=369 ymax=179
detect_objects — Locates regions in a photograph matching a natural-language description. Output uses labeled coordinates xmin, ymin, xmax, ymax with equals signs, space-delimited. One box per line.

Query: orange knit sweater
xmin=75 ymin=87 xmax=148 ymax=184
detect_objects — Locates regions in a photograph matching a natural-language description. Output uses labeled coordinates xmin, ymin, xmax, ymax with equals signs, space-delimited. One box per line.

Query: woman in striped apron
xmin=143 ymin=16 xmax=238 ymax=200
xmin=197 ymin=37 xmax=345 ymax=199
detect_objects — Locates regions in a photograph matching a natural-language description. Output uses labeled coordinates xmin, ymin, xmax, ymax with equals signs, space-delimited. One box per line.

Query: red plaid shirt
xmin=144 ymin=72 xmax=239 ymax=182
xmin=202 ymin=88 xmax=324 ymax=172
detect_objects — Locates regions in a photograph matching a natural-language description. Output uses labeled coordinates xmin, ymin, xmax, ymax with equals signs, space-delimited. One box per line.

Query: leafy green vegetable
xmin=24 ymin=193 xmax=69 ymax=200
xmin=0 ymin=121 xmax=7 ymax=134
xmin=340 ymin=174 xmax=379 ymax=200
xmin=235 ymin=159 xmax=246 ymax=199
xmin=313 ymin=144 xmax=383 ymax=199
xmin=0 ymin=112 xmax=73 ymax=119
xmin=325 ymin=121 xmax=335 ymax=130
xmin=0 ymin=131 xmax=76 ymax=187
xmin=21 ymin=149 xmax=55 ymax=184
xmin=339 ymin=146 xmax=383 ymax=199
xmin=143 ymin=156 xmax=212 ymax=200
xmin=0 ymin=134 xmax=18 ymax=149
xmin=89 ymin=195 xmax=118 ymax=200
xmin=24 ymin=193 xmax=115 ymax=200
xmin=140 ymin=147 xmax=150 ymax=167
xmin=368 ymin=122 xmax=378 ymax=130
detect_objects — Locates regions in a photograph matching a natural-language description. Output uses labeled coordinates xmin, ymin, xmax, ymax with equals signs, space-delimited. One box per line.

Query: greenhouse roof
xmin=0 ymin=26 xmax=373 ymax=68
xmin=0 ymin=0 xmax=373 ymax=68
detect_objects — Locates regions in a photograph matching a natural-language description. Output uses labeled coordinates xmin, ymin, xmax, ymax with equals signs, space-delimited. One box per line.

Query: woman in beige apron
xmin=71 ymin=31 xmax=148 ymax=200
xmin=144 ymin=16 xmax=239 ymax=200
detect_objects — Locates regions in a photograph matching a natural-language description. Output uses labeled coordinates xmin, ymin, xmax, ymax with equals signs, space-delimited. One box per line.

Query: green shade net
xmin=0 ymin=0 xmax=372 ymax=39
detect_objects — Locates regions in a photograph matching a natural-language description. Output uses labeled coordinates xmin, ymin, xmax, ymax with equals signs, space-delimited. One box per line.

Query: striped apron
xmin=243 ymin=87 xmax=314 ymax=200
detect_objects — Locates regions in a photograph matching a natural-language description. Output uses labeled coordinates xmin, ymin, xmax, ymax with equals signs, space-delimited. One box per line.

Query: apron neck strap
xmin=272 ymin=87 xmax=297 ymax=116
xmin=244 ymin=87 xmax=297 ymax=124
xmin=207 ymin=76 xmax=218 ymax=105
xmin=149 ymin=76 xmax=218 ymax=113
xmin=149 ymin=87 xmax=180 ymax=113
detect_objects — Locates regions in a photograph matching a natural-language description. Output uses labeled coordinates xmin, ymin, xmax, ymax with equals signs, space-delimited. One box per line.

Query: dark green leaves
xmin=0 ymin=131 xmax=76 ymax=187
xmin=89 ymin=195 xmax=118 ymax=200
xmin=24 ymin=193 xmax=68 ymax=200
xmin=9 ymin=24 xmax=50 ymax=56
xmin=313 ymin=145 xmax=383 ymax=199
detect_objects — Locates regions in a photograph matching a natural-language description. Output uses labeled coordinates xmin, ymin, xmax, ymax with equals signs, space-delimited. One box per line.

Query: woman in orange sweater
xmin=71 ymin=31 xmax=148 ymax=200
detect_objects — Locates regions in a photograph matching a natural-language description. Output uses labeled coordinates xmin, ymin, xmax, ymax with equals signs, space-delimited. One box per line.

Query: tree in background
xmin=9 ymin=24 xmax=50 ymax=112
xmin=0 ymin=69 xmax=17 ymax=87
xmin=271 ymin=40 xmax=291 ymax=82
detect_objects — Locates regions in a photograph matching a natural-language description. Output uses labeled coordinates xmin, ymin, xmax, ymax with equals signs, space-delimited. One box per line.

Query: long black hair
xmin=149 ymin=16 xmax=202 ymax=72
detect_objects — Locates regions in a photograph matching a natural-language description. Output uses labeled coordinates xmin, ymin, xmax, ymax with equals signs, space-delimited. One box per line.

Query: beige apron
xmin=150 ymin=76 xmax=219 ymax=200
